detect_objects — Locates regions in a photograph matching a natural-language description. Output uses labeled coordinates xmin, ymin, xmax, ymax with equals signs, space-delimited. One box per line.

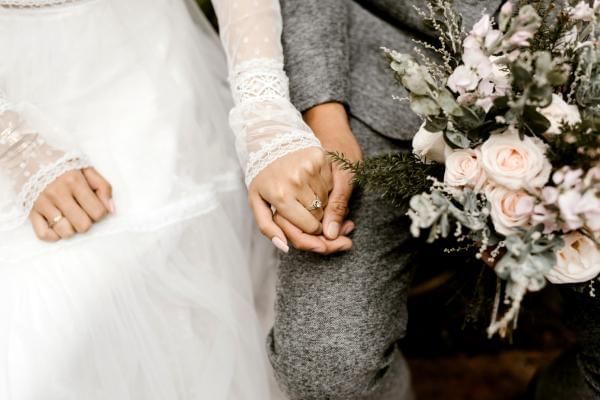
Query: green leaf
xmin=410 ymin=94 xmax=441 ymax=116
xmin=425 ymin=116 xmax=448 ymax=132
xmin=511 ymin=65 xmax=532 ymax=90
xmin=453 ymin=105 xmax=486 ymax=132
xmin=444 ymin=128 xmax=471 ymax=149
xmin=437 ymin=89 xmax=462 ymax=116
xmin=522 ymin=106 xmax=551 ymax=136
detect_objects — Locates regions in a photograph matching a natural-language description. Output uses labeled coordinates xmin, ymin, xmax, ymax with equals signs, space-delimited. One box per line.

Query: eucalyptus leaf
xmin=437 ymin=89 xmax=462 ymax=116
xmin=410 ymin=94 xmax=441 ymax=116
xmin=444 ymin=128 xmax=471 ymax=149
xmin=425 ymin=116 xmax=448 ymax=132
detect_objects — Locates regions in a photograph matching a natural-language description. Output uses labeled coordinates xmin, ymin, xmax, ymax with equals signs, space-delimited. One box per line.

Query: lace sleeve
xmin=0 ymin=94 xmax=90 ymax=231
xmin=211 ymin=0 xmax=322 ymax=187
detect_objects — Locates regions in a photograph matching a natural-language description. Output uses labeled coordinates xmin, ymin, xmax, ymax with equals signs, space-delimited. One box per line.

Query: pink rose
xmin=488 ymin=186 xmax=535 ymax=236
xmin=481 ymin=129 xmax=552 ymax=191
xmin=546 ymin=232 xmax=600 ymax=284
xmin=444 ymin=149 xmax=487 ymax=191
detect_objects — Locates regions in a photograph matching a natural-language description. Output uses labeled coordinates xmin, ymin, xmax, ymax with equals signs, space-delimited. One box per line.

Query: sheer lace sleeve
xmin=0 ymin=93 xmax=90 ymax=230
xmin=212 ymin=0 xmax=322 ymax=187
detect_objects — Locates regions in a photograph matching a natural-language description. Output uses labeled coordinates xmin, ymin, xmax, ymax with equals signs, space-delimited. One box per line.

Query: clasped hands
xmin=249 ymin=102 xmax=363 ymax=255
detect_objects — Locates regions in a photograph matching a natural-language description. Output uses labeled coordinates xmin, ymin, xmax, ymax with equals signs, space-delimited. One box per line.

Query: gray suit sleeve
xmin=279 ymin=0 xmax=351 ymax=113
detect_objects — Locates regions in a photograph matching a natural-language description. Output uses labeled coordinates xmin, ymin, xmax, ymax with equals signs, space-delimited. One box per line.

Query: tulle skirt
xmin=0 ymin=0 xmax=277 ymax=398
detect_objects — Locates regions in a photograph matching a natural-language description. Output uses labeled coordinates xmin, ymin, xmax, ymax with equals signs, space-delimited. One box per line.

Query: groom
xmin=266 ymin=1 xmax=502 ymax=399
xmin=267 ymin=1 xmax=600 ymax=400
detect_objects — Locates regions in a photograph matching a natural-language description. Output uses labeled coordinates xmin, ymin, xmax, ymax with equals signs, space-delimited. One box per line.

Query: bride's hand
xmin=29 ymin=167 xmax=114 ymax=242
xmin=248 ymin=147 xmax=333 ymax=251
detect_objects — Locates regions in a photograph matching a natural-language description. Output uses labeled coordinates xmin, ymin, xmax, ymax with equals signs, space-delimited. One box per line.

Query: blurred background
xmin=195 ymin=2 xmax=575 ymax=399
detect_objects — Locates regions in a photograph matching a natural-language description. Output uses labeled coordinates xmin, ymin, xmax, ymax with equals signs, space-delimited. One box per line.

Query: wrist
xmin=303 ymin=102 xmax=362 ymax=162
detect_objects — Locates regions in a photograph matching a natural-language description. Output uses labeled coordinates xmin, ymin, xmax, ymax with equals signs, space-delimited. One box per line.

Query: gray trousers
xmin=267 ymin=118 xmax=415 ymax=400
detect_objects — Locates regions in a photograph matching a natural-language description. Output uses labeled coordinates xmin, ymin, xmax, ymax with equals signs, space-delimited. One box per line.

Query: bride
xmin=0 ymin=0 xmax=332 ymax=398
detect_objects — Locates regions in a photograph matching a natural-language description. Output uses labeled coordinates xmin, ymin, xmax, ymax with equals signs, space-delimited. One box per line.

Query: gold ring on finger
xmin=48 ymin=214 xmax=64 ymax=228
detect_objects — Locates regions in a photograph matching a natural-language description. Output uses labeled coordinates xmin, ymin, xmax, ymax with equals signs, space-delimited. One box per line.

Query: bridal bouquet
xmin=337 ymin=0 xmax=600 ymax=336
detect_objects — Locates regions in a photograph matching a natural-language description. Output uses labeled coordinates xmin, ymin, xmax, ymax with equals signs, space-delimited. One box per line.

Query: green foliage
xmin=330 ymin=152 xmax=444 ymax=211
xmin=546 ymin=122 xmax=600 ymax=169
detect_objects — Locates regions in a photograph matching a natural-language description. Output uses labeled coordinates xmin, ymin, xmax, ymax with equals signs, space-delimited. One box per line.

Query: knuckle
xmin=90 ymin=207 xmax=107 ymax=222
xmin=44 ymin=185 xmax=61 ymax=200
xmin=63 ymin=172 xmax=80 ymax=186
xmin=39 ymin=231 xmax=57 ymax=242
xmin=272 ymin=190 xmax=287 ymax=204
xmin=257 ymin=221 xmax=271 ymax=236
xmin=75 ymin=220 xmax=93 ymax=233
xmin=330 ymin=200 xmax=349 ymax=216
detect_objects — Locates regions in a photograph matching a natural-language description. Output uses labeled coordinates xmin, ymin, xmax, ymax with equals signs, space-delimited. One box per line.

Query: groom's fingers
xmin=274 ymin=214 xmax=353 ymax=255
xmin=323 ymin=169 xmax=353 ymax=240
xmin=249 ymin=193 xmax=289 ymax=253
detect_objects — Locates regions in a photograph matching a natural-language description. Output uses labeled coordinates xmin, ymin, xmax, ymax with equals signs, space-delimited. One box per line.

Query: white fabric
xmin=0 ymin=104 xmax=91 ymax=231
xmin=212 ymin=0 xmax=322 ymax=186
xmin=0 ymin=0 xmax=278 ymax=399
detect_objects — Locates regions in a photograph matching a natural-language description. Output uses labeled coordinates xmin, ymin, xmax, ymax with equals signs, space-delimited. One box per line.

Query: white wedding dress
xmin=0 ymin=0 xmax=320 ymax=399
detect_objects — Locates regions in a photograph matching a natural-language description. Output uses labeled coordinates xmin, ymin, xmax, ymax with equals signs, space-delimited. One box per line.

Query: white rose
xmin=546 ymin=232 xmax=600 ymax=284
xmin=481 ymin=129 xmax=552 ymax=190
xmin=412 ymin=123 xmax=452 ymax=164
xmin=447 ymin=65 xmax=480 ymax=94
xmin=444 ymin=149 xmax=487 ymax=191
xmin=539 ymin=94 xmax=581 ymax=135
xmin=488 ymin=186 xmax=535 ymax=236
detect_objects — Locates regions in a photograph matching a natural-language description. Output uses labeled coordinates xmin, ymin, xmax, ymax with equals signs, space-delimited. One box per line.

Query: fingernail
xmin=108 ymin=199 xmax=116 ymax=214
xmin=327 ymin=222 xmax=340 ymax=239
xmin=272 ymin=237 xmax=289 ymax=253
xmin=342 ymin=224 xmax=355 ymax=236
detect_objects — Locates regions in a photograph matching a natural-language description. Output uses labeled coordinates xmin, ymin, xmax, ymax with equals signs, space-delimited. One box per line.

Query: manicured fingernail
xmin=327 ymin=222 xmax=340 ymax=238
xmin=272 ymin=237 xmax=289 ymax=253
xmin=108 ymin=199 xmax=116 ymax=214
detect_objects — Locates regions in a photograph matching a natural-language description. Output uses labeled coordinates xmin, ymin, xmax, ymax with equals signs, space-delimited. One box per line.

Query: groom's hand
xmin=304 ymin=102 xmax=363 ymax=240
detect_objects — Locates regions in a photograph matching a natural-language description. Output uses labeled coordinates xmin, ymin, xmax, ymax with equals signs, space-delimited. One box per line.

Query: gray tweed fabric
xmin=269 ymin=1 xmax=502 ymax=399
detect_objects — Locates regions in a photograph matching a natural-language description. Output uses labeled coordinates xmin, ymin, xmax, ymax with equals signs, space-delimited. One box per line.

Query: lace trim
xmin=230 ymin=58 xmax=290 ymax=105
xmin=0 ymin=0 xmax=79 ymax=7
xmin=245 ymin=133 xmax=322 ymax=186
xmin=16 ymin=151 xmax=91 ymax=214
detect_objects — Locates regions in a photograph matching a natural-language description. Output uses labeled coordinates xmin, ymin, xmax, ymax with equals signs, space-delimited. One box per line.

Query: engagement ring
xmin=306 ymin=198 xmax=323 ymax=212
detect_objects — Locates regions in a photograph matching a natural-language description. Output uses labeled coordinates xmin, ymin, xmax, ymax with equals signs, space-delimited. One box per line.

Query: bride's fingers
xmin=82 ymin=168 xmax=114 ymax=213
xmin=34 ymin=194 xmax=74 ymax=239
xmin=72 ymin=182 xmax=108 ymax=222
xmin=274 ymin=214 xmax=352 ymax=255
xmin=276 ymin=198 xmax=322 ymax=235
xmin=52 ymin=218 xmax=76 ymax=240
xmin=309 ymin=174 xmax=329 ymax=211
xmin=56 ymin=196 xmax=93 ymax=234
xmin=249 ymin=193 xmax=289 ymax=253
xmin=296 ymin=184 xmax=325 ymax=222
xmin=30 ymin=211 xmax=60 ymax=242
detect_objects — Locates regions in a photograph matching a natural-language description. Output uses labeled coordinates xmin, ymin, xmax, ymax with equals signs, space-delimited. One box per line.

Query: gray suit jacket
xmin=280 ymin=0 xmax=502 ymax=141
